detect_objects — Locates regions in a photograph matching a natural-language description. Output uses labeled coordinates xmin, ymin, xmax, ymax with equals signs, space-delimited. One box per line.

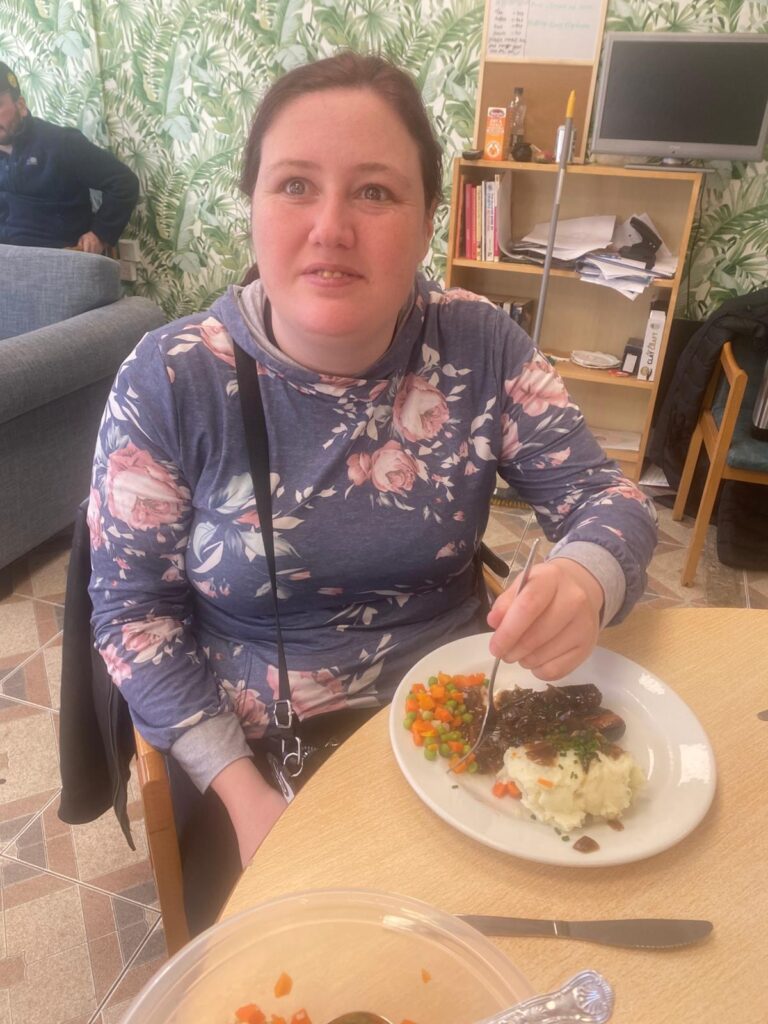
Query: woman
xmin=89 ymin=53 xmax=656 ymax=916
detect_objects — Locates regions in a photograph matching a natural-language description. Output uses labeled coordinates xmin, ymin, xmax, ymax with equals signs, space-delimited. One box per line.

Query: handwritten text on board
xmin=487 ymin=0 xmax=603 ymax=61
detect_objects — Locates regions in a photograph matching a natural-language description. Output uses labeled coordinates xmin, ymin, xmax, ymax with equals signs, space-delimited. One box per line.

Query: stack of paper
xmin=501 ymin=215 xmax=616 ymax=267
xmin=579 ymin=214 xmax=678 ymax=300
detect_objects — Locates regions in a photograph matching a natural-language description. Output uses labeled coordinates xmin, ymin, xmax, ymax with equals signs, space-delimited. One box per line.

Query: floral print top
xmin=88 ymin=275 xmax=657 ymax=791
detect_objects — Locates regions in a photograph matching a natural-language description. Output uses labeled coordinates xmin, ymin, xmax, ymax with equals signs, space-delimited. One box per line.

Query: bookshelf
xmin=445 ymin=159 xmax=702 ymax=479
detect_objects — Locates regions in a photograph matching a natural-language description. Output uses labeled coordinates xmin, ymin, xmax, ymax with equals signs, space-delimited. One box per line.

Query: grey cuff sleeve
xmin=549 ymin=541 xmax=626 ymax=627
xmin=169 ymin=712 xmax=252 ymax=793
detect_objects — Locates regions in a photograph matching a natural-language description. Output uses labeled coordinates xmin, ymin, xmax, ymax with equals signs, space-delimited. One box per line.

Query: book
xmin=463 ymin=182 xmax=474 ymax=259
xmin=638 ymin=303 xmax=667 ymax=382
xmin=590 ymin=427 xmax=642 ymax=452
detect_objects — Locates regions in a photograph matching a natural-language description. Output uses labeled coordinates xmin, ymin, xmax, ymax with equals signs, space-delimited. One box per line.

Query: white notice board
xmin=486 ymin=0 xmax=604 ymax=61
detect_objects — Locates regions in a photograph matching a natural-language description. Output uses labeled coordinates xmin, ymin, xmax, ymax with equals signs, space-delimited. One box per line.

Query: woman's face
xmin=250 ymin=87 xmax=434 ymax=375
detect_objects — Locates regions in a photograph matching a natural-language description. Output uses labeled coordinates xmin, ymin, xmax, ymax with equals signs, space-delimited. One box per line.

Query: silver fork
xmin=449 ymin=537 xmax=540 ymax=774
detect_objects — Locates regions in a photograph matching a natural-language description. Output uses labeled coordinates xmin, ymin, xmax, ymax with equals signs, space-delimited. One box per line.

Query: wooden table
xmin=223 ymin=608 xmax=768 ymax=1022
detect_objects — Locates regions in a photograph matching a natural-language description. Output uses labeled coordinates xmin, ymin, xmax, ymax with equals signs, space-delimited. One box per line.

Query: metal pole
xmin=531 ymin=91 xmax=575 ymax=349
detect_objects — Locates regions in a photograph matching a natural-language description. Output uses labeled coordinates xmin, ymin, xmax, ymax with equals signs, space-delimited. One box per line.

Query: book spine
xmin=475 ymin=182 xmax=482 ymax=261
xmin=492 ymin=174 xmax=500 ymax=261
xmin=463 ymin=182 xmax=473 ymax=259
xmin=639 ymin=307 xmax=666 ymax=382
xmin=485 ymin=180 xmax=494 ymax=262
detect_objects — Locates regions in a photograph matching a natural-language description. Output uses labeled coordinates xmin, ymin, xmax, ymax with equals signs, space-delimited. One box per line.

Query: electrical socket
xmin=118 ymin=238 xmax=141 ymax=262
xmin=119 ymin=260 xmax=138 ymax=282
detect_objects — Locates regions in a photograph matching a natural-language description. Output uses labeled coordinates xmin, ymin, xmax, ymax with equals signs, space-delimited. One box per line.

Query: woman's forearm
xmin=209 ymin=757 xmax=288 ymax=867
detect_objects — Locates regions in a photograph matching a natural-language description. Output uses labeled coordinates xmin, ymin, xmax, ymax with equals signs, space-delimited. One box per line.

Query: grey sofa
xmin=0 ymin=244 xmax=166 ymax=571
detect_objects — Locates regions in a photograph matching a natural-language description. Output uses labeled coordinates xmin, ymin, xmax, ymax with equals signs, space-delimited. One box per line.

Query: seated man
xmin=0 ymin=62 xmax=139 ymax=253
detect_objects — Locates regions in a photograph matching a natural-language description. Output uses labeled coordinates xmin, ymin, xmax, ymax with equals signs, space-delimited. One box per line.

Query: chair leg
xmin=672 ymin=424 xmax=703 ymax=521
xmin=680 ymin=457 xmax=721 ymax=587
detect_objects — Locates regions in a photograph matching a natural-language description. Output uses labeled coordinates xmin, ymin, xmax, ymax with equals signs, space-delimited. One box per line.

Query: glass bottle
xmin=507 ymin=87 xmax=526 ymax=158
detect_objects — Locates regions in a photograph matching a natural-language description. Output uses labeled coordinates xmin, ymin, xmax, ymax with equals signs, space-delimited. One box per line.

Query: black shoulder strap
xmin=233 ymin=342 xmax=295 ymax=740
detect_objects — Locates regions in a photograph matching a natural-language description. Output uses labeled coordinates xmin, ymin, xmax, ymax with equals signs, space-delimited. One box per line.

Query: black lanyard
xmin=233 ymin=340 xmax=302 ymax=776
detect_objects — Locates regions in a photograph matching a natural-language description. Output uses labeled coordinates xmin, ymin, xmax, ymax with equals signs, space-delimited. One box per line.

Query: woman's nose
xmin=307 ymin=194 xmax=355 ymax=248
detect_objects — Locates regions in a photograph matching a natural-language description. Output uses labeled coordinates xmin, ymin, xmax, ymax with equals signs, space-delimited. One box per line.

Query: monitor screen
xmin=592 ymin=33 xmax=768 ymax=162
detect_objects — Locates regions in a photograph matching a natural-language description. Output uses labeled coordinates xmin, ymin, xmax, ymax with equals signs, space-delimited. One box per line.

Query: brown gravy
xmin=573 ymin=835 xmax=600 ymax=854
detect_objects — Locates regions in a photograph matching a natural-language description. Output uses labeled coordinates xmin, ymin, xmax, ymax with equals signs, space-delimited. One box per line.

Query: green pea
xmin=424 ymin=745 xmax=438 ymax=761
xmin=403 ymin=712 xmax=416 ymax=729
xmin=457 ymin=704 xmax=467 ymax=714
xmin=427 ymin=676 xmax=438 ymax=686
xmin=439 ymin=743 xmax=451 ymax=758
xmin=462 ymin=713 xmax=473 ymax=724
xmin=445 ymin=699 xmax=457 ymax=711
xmin=421 ymin=709 xmax=435 ymax=721
xmin=467 ymin=761 xmax=479 ymax=774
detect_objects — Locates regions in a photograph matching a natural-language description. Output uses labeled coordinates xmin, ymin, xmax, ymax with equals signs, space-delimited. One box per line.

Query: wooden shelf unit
xmin=445 ymin=158 xmax=702 ymax=480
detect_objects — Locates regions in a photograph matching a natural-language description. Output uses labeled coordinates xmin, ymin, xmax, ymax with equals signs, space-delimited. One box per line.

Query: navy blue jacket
xmin=0 ymin=115 xmax=139 ymax=248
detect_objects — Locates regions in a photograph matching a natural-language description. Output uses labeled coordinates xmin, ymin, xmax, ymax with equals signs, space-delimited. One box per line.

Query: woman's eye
xmin=282 ymin=179 xmax=307 ymax=196
xmin=360 ymin=184 xmax=390 ymax=202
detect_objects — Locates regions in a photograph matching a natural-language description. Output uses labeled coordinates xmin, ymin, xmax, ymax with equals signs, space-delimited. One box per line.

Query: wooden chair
xmin=673 ymin=341 xmax=768 ymax=586
xmin=132 ymin=552 xmax=514 ymax=951
xmin=134 ymin=729 xmax=189 ymax=955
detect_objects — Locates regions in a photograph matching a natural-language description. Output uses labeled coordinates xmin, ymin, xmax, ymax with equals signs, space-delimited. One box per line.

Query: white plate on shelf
xmin=388 ymin=634 xmax=716 ymax=867
xmin=570 ymin=350 xmax=622 ymax=369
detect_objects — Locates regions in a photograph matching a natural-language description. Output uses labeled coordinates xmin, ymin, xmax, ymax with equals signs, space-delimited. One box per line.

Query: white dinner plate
xmin=388 ymin=633 xmax=716 ymax=867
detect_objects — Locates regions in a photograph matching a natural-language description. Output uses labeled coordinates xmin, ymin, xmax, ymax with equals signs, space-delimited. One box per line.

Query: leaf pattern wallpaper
xmin=1 ymin=0 xmax=766 ymax=321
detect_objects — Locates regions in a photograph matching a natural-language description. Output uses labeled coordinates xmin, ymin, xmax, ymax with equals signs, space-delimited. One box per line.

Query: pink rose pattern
xmin=89 ymin=277 xmax=656 ymax=753
xmin=505 ymin=352 xmax=571 ymax=418
xmin=393 ymin=374 xmax=449 ymax=442
xmin=105 ymin=443 xmax=189 ymax=531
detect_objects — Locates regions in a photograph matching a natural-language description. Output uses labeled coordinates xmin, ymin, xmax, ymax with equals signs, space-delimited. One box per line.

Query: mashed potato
xmin=498 ymin=745 xmax=645 ymax=833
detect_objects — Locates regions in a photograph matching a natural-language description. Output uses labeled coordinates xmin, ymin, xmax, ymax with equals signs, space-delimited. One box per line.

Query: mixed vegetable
xmin=233 ymin=968 xmax=431 ymax=1024
xmin=402 ymin=671 xmax=488 ymax=774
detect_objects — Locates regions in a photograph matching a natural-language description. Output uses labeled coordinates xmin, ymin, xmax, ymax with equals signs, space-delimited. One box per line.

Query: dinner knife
xmin=460 ymin=914 xmax=713 ymax=949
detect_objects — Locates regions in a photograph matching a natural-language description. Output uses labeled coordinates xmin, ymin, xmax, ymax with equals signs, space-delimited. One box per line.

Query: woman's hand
xmin=210 ymin=757 xmax=288 ymax=868
xmin=486 ymin=558 xmax=604 ymax=681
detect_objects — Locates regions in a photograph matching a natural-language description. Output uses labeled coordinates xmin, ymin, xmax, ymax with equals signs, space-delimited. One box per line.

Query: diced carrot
xmin=273 ymin=972 xmax=292 ymax=998
xmin=451 ymin=674 xmax=468 ymax=687
xmin=451 ymin=717 xmax=463 ymax=728
xmin=290 ymin=1011 xmax=312 ymax=1024
xmin=405 ymin=697 xmax=419 ymax=713
xmin=421 ymin=967 xmax=432 ymax=983
xmin=448 ymin=741 xmax=464 ymax=753
xmin=429 ymin=684 xmax=446 ymax=701
xmin=270 ymin=1017 xmax=287 ymax=1024
xmin=411 ymin=683 xmax=426 ymax=694
xmin=492 ymin=780 xmax=507 ymax=798
xmin=236 ymin=1005 xmax=266 ymax=1024
xmin=401 ymin=1019 xmax=419 ymax=1024
xmin=417 ymin=693 xmax=435 ymax=711
xmin=412 ymin=730 xmax=424 ymax=747
xmin=538 ymin=777 xmax=554 ymax=789
xmin=507 ymin=781 xmax=522 ymax=798
xmin=437 ymin=671 xmax=452 ymax=684
xmin=449 ymin=755 xmax=467 ymax=774
xmin=434 ymin=706 xmax=452 ymax=723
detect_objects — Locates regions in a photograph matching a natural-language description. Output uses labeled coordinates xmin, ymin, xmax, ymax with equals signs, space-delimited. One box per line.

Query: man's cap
xmin=0 ymin=62 xmax=21 ymax=100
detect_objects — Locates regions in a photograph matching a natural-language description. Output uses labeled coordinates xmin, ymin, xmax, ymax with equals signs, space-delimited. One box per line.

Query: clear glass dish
xmin=122 ymin=888 xmax=534 ymax=1024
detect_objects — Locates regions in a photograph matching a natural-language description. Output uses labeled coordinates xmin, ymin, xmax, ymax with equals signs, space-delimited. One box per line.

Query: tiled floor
xmin=0 ymin=536 xmax=166 ymax=1024
xmin=0 ymin=501 xmax=766 ymax=1023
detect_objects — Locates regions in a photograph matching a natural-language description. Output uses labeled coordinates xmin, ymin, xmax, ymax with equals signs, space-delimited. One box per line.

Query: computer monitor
xmin=591 ymin=32 xmax=768 ymax=165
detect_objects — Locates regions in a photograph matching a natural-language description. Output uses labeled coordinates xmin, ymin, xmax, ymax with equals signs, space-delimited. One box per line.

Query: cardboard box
xmin=638 ymin=305 xmax=667 ymax=382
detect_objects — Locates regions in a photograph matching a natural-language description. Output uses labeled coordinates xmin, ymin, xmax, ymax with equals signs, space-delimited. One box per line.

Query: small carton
xmin=483 ymin=107 xmax=507 ymax=161
xmin=638 ymin=305 xmax=667 ymax=382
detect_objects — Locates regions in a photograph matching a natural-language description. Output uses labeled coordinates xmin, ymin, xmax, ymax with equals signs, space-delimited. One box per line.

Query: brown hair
xmin=240 ymin=51 xmax=443 ymax=211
